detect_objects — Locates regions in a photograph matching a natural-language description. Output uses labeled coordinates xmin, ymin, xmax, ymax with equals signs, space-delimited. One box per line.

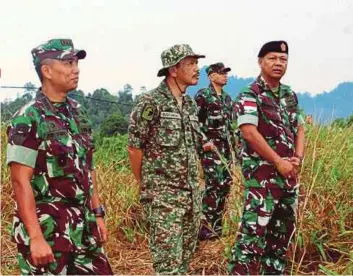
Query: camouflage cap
xmin=31 ymin=38 xmax=86 ymax=67
xmin=157 ymin=44 xmax=205 ymax=77
xmin=206 ymin=62 xmax=231 ymax=75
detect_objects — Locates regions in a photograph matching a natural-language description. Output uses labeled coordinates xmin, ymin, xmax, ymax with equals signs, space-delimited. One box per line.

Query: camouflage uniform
xmin=6 ymin=39 xmax=112 ymax=275
xmin=229 ymin=76 xmax=304 ymax=275
xmin=128 ymin=44 xmax=205 ymax=275
xmin=195 ymin=71 xmax=236 ymax=237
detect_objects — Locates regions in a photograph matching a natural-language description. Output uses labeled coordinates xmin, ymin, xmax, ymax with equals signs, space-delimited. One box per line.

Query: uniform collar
xmin=256 ymin=75 xmax=291 ymax=98
xmin=157 ymin=79 xmax=192 ymax=103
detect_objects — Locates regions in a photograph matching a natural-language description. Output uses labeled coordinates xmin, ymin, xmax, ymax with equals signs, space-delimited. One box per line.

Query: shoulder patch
xmin=141 ymin=104 xmax=156 ymax=121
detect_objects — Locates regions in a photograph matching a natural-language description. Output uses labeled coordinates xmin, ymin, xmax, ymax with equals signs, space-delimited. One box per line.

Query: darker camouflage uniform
xmin=6 ymin=39 xmax=112 ymax=275
xmin=128 ymin=44 xmax=205 ymax=275
xmin=195 ymin=67 xmax=236 ymax=237
xmin=228 ymin=76 xmax=304 ymax=275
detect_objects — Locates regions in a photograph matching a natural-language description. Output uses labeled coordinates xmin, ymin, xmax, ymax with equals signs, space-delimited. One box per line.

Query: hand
xmin=96 ymin=217 xmax=108 ymax=243
xmin=274 ymin=158 xmax=295 ymax=179
xmin=30 ymin=236 xmax=55 ymax=266
xmin=290 ymin=157 xmax=301 ymax=175
xmin=203 ymin=142 xmax=215 ymax=152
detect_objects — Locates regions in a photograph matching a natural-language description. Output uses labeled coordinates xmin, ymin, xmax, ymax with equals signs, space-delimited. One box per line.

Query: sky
xmin=0 ymin=0 xmax=353 ymax=101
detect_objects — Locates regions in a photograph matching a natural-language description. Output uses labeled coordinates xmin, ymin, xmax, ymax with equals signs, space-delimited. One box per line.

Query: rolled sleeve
xmin=297 ymin=113 xmax=305 ymax=126
xmin=234 ymin=90 xmax=259 ymax=127
xmin=7 ymin=144 xmax=38 ymax=168
xmin=6 ymin=109 xmax=40 ymax=167
xmin=237 ymin=114 xmax=259 ymax=127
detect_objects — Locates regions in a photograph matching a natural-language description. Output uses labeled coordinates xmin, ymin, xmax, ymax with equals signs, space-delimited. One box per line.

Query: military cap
xmin=31 ymin=38 xmax=86 ymax=67
xmin=157 ymin=44 xmax=205 ymax=77
xmin=258 ymin=40 xmax=288 ymax=57
xmin=206 ymin=62 xmax=231 ymax=75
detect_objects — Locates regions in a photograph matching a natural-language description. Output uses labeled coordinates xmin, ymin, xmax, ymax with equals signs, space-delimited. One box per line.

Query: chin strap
xmin=174 ymin=77 xmax=185 ymax=94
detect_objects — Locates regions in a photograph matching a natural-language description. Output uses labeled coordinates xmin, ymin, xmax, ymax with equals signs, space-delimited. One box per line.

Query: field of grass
xmin=1 ymin=124 xmax=353 ymax=275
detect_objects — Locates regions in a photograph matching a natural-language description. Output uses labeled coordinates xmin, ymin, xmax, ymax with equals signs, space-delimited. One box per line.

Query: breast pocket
xmin=260 ymin=100 xmax=281 ymax=123
xmin=258 ymin=98 xmax=282 ymax=138
xmin=45 ymin=130 xmax=75 ymax=178
xmin=156 ymin=118 xmax=182 ymax=147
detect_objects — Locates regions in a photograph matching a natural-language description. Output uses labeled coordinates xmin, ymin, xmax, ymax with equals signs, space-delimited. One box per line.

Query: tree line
xmin=1 ymin=82 xmax=352 ymax=138
xmin=0 ymin=82 xmax=149 ymax=139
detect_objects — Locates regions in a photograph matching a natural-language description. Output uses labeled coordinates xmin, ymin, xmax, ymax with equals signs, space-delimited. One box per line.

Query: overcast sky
xmin=1 ymin=0 xmax=352 ymax=101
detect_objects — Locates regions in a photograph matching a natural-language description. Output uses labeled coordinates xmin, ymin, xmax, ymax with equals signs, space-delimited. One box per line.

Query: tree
xmin=24 ymin=82 xmax=37 ymax=97
xmin=116 ymin=84 xmax=133 ymax=117
xmin=100 ymin=112 xmax=129 ymax=137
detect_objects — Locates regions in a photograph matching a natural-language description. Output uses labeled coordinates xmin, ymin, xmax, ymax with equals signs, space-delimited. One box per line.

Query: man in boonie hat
xmin=128 ymin=44 xmax=213 ymax=274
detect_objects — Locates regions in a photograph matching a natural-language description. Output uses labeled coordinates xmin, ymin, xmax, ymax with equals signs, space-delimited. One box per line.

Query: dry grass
xmin=1 ymin=124 xmax=353 ymax=275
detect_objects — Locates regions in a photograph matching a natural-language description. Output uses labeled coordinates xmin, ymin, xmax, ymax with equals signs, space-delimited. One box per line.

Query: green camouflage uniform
xmin=128 ymin=44 xmax=205 ymax=275
xmin=6 ymin=38 xmax=112 ymax=275
xmin=229 ymin=76 xmax=305 ymax=275
xmin=195 ymin=63 xmax=236 ymax=238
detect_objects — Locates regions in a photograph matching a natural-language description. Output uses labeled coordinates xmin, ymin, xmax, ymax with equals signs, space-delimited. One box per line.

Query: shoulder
xmin=195 ymin=87 xmax=210 ymax=98
xmin=236 ymin=85 xmax=258 ymax=102
xmin=11 ymin=100 xmax=40 ymax=124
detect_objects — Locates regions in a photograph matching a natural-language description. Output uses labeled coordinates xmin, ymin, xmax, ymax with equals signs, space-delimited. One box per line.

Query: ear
xmin=41 ymin=64 xmax=53 ymax=80
xmin=168 ymin=66 xmax=178 ymax=78
xmin=258 ymin=58 xmax=263 ymax=69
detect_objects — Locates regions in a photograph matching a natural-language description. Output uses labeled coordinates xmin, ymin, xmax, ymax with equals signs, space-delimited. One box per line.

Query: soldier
xmin=195 ymin=62 xmax=236 ymax=240
xmin=228 ymin=41 xmax=305 ymax=275
xmin=128 ymin=44 xmax=213 ymax=274
xmin=6 ymin=38 xmax=113 ymax=275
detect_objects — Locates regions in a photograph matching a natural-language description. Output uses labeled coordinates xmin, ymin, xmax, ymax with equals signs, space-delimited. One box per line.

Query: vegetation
xmin=1 ymin=87 xmax=353 ymax=274
xmin=1 ymin=122 xmax=352 ymax=274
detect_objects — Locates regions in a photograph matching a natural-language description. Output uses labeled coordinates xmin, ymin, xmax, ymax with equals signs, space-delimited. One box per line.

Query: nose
xmin=72 ymin=62 xmax=79 ymax=74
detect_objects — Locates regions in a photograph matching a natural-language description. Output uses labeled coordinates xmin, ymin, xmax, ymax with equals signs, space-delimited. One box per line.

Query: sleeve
xmin=80 ymin=105 xmax=96 ymax=171
xmin=235 ymin=88 xmax=259 ymax=127
xmin=6 ymin=108 xmax=40 ymax=168
xmin=293 ymin=92 xmax=305 ymax=126
xmin=128 ymin=95 xmax=157 ymax=149
xmin=194 ymin=91 xmax=208 ymax=134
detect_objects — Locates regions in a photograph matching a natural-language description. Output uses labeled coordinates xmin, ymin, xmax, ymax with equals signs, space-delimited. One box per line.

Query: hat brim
xmin=157 ymin=54 xmax=205 ymax=77
xmin=207 ymin=67 xmax=231 ymax=76
xmin=74 ymin=49 xmax=86 ymax=60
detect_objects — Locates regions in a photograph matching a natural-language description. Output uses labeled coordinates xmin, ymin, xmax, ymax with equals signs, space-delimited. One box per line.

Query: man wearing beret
xmin=194 ymin=62 xmax=236 ymax=240
xmin=128 ymin=44 xmax=213 ymax=274
xmin=7 ymin=38 xmax=113 ymax=275
xmin=229 ymin=41 xmax=305 ymax=275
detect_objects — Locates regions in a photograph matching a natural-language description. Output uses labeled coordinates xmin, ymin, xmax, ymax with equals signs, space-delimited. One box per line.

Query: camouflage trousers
xmin=17 ymin=243 xmax=113 ymax=275
xmin=228 ymin=186 xmax=298 ymax=275
xmin=201 ymin=150 xmax=233 ymax=236
xmin=143 ymin=187 xmax=202 ymax=275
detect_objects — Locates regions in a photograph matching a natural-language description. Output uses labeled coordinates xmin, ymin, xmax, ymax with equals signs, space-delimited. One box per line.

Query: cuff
xmin=7 ymin=144 xmax=38 ymax=168
xmin=238 ymin=114 xmax=259 ymax=127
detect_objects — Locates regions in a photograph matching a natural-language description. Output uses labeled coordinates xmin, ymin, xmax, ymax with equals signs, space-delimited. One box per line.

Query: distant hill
xmin=187 ymin=67 xmax=353 ymax=123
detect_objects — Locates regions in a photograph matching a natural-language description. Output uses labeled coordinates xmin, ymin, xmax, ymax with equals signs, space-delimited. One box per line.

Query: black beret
xmin=258 ymin=40 xmax=288 ymax=57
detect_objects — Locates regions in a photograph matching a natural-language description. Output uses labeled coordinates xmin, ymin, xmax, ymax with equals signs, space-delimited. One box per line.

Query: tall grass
xmin=1 ymin=124 xmax=352 ymax=275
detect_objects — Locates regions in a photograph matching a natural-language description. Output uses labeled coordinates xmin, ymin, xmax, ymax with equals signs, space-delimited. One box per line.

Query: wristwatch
xmin=93 ymin=206 xmax=106 ymax=218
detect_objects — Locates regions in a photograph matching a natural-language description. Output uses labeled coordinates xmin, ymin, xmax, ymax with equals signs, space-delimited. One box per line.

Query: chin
xmin=189 ymin=79 xmax=198 ymax=86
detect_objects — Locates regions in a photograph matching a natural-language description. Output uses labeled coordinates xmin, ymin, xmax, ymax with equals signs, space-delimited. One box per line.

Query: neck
xmin=211 ymin=83 xmax=223 ymax=95
xmin=261 ymin=74 xmax=280 ymax=89
xmin=41 ymin=82 xmax=67 ymax=102
xmin=166 ymin=77 xmax=187 ymax=97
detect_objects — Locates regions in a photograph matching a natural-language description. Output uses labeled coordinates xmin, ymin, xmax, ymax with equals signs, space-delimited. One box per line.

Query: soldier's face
xmin=175 ymin=57 xmax=200 ymax=87
xmin=259 ymin=52 xmax=288 ymax=80
xmin=210 ymin=72 xmax=228 ymax=86
xmin=43 ymin=57 xmax=80 ymax=92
